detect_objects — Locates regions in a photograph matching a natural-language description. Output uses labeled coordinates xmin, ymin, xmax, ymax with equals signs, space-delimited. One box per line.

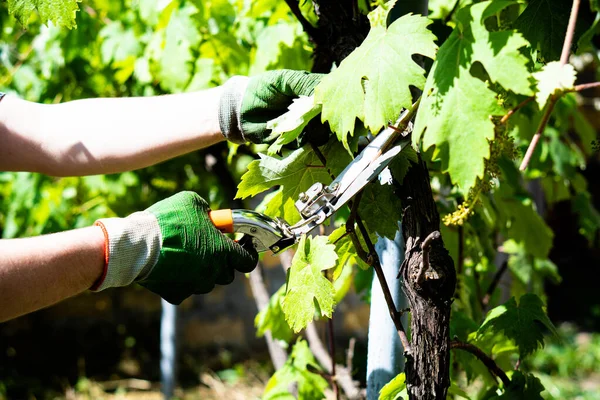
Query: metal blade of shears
xmin=332 ymin=131 xmax=410 ymax=211
xmin=210 ymin=109 xmax=413 ymax=253
xmin=291 ymin=109 xmax=412 ymax=236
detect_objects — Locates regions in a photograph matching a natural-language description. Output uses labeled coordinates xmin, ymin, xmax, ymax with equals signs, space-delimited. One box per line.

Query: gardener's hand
xmin=93 ymin=192 xmax=258 ymax=304
xmin=219 ymin=69 xmax=323 ymax=144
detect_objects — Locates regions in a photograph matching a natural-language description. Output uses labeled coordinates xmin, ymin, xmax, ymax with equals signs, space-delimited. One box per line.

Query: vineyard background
xmin=1 ymin=0 xmax=600 ymax=399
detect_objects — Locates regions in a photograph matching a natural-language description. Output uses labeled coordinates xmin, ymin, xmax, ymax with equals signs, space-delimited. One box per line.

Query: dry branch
xmin=450 ymin=340 xmax=510 ymax=387
xmin=306 ymin=324 xmax=363 ymax=400
xmin=249 ymin=263 xmax=288 ymax=370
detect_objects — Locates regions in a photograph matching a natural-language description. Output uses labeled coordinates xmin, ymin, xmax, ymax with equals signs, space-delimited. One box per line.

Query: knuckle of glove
xmin=232 ymin=245 xmax=258 ymax=273
xmin=215 ymin=264 xmax=236 ymax=286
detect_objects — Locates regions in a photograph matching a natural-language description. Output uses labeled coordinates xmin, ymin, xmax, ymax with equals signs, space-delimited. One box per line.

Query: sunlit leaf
xmin=8 ymin=0 xmax=80 ymax=28
xmin=414 ymin=1 xmax=533 ymax=191
xmin=533 ymin=62 xmax=576 ymax=109
xmin=315 ymin=7 xmax=437 ymax=149
xmin=282 ymin=235 xmax=338 ymax=333
xmin=478 ymin=294 xmax=558 ymax=357
xmin=263 ymin=339 xmax=328 ymax=400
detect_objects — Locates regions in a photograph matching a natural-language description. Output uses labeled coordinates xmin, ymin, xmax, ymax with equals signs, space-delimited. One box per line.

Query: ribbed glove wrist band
xmin=91 ymin=211 xmax=162 ymax=291
xmin=218 ymin=76 xmax=249 ymax=144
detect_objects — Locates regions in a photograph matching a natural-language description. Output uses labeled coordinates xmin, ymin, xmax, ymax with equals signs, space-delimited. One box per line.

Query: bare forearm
xmin=0 ymin=88 xmax=226 ymax=176
xmin=0 ymin=226 xmax=105 ymax=322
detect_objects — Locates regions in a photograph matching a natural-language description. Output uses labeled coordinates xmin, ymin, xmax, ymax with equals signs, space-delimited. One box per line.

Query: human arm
xmin=0 ymin=192 xmax=257 ymax=322
xmin=0 ymin=88 xmax=224 ymax=176
xmin=0 ymin=70 xmax=323 ymax=176
xmin=0 ymin=226 xmax=105 ymax=322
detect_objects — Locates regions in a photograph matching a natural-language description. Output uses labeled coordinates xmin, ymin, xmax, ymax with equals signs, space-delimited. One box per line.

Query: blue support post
xmin=366 ymin=229 xmax=407 ymax=399
xmin=365 ymin=0 xmax=427 ymax=396
xmin=160 ymin=299 xmax=178 ymax=400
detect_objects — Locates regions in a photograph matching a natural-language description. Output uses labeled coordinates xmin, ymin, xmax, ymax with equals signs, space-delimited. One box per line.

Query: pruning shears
xmin=209 ymin=109 xmax=413 ymax=254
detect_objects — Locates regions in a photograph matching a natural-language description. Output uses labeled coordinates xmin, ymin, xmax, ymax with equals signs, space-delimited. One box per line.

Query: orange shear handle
xmin=209 ymin=209 xmax=234 ymax=233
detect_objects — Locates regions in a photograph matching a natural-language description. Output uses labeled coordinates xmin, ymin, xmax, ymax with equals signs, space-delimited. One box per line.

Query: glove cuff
xmin=91 ymin=211 xmax=162 ymax=291
xmin=218 ymin=76 xmax=249 ymax=144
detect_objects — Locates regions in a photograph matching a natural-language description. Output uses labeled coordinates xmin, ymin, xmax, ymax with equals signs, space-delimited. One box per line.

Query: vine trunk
xmin=307 ymin=2 xmax=457 ymax=399
xmin=399 ymin=155 xmax=456 ymax=399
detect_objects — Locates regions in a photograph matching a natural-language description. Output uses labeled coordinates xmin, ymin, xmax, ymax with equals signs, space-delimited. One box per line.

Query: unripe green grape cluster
xmin=443 ymin=119 xmax=517 ymax=226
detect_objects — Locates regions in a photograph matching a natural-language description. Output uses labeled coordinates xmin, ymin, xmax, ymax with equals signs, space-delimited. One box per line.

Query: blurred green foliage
xmin=0 ymin=0 xmax=313 ymax=239
xmin=2 ymin=0 xmax=600 ymax=399
xmin=527 ymin=324 xmax=600 ymax=400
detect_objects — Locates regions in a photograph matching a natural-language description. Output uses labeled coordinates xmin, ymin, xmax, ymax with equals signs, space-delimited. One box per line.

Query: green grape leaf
xmin=314 ymin=10 xmax=437 ymax=149
xmin=330 ymin=226 xmax=356 ymax=280
xmin=514 ymin=0 xmax=572 ymax=62
xmin=414 ymin=1 xmax=533 ymax=192
xmin=379 ymin=372 xmax=407 ymax=400
xmin=418 ymin=69 xmax=502 ymax=192
xmin=533 ymin=62 xmax=576 ymax=109
xmin=333 ymin=262 xmax=354 ymax=303
xmin=262 ymin=189 xmax=299 ymax=224
xmin=255 ymin=285 xmax=294 ymax=343
xmin=492 ymin=371 xmax=544 ymax=399
xmin=388 ymin=146 xmax=417 ymax=185
xmin=237 ymin=140 xmax=351 ymax=224
xmin=359 ymin=182 xmax=402 ymax=240
xmin=263 ymin=339 xmax=328 ymax=400
xmin=266 ymin=96 xmax=322 ymax=155
xmin=236 ymin=146 xmax=328 ymax=198
xmin=478 ymin=294 xmax=558 ymax=357
xmin=499 ymin=197 xmax=554 ymax=259
xmin=8 ymin=0 xmax=80 ymax=28
xmin=367 ymin=0 xmax=398 ymax=27
xmin=282 ymin=235 xmax=338 ymax=333
xmin=329 ymin=225 xmax=370 ymax=281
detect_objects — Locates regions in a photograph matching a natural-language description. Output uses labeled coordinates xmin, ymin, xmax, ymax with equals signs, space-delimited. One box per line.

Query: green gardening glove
xmin=219 ymin=69 xmax=323 ymax=144
xmin=93 ymin=192 xmax=258 ymax=305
